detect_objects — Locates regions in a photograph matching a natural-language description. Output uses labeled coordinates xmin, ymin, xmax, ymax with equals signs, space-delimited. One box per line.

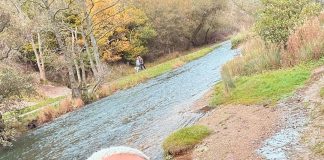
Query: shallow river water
xmin=0 ymin=41 xmax=237 ymax=160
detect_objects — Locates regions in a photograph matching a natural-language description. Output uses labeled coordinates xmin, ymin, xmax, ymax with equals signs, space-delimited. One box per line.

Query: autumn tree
xmin=255 ymin=0 xmax=322 ymax=45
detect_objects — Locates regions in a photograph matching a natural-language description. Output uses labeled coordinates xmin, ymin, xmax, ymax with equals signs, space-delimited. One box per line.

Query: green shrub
xmin=255 ymin=0 xmax=321 ymax=45
xmin=0 ymin=69 xmax=35 ymax=102
xmin=163 ymin=125 xmax=211 ymax=156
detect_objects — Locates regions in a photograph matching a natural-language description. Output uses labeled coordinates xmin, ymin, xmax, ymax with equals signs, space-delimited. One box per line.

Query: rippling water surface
xmin=0 ymin=41 xmax=237 ymax=160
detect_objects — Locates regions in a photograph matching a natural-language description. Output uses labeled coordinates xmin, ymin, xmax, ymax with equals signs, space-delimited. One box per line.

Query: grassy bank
xmin=98 ymin=44 xmax=220 ymax=98
xmin=3 ymin=96 xmax=65 ymax=120
xmin=212 ymin=65 xmax=312 ymax=105
xmin=163 ymin=125 xmax=211 ymax=158
xmin=213 ymin=58 xmax=324 ymax=106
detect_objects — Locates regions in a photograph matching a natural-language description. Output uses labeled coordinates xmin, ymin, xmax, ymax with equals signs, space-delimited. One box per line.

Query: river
xmin=0 ymin=41 xmax=237 ymax=160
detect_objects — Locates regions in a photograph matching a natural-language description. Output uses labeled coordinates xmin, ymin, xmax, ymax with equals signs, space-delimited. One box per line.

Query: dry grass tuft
xmin=57 ymin=98 xmax=73 ymax=114
xmin=37 ymin=107 xmax=57 ymax=124
xmin=73 ymin=98 xmax=84 ymax=108
xmin=283 ymin=17 xmax=323 ymax=66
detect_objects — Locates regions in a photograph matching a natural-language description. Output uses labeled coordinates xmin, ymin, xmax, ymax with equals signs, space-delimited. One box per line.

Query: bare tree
xmin=30 ymin=32 xmax=47 ymax=82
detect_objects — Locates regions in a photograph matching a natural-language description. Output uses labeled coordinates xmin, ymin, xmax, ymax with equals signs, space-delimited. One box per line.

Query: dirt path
xmin=38 ymin=85 xmax=71 ymax=98
xmin=177 ymin=66 xmax=324 ymax=160
xmin=191 ymin=105 xmax=280 ymax=160
xmin=0 ymin=85 xmax=71 ymax=113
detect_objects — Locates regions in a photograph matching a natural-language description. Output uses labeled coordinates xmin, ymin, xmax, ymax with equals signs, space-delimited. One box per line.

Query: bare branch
xmin=90 ymin=0 xmax=120 ymax=18
xmin=53 ymin=0 xmax=75 ymax=20
xmin=48 ymin=0 xmax=55 ymax=7
xmin=87 ymin=8 xmax=125 ymax=36
xmin=24 ymin=0 xmax=47 ymax=9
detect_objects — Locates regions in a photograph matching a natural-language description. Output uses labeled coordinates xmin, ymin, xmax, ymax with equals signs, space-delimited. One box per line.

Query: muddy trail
xmin=0 ymin=42 xmax=237 ymax=160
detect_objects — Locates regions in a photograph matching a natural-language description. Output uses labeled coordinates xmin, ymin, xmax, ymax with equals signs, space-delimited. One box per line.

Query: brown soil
xmin=192 ymin=105 xmax=280 ymax=160
xmin=173 ymin=90 xmax=280 ymax=160
xmin=173 ymin=66 xmax=324 ymax=160
xmin=38 ymin=85 xmax=71 ymax=98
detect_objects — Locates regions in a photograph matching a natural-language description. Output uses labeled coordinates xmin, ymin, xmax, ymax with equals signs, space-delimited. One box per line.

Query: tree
xmin=255 ymin=0 xmax=321 ymax=45
xmin=135 ymin=0 xmax=227 ymax=53
xmin=94 ymin=6 xmax=156 ymax=62
xmin=30 ymin=33 xmax=47 ymax=82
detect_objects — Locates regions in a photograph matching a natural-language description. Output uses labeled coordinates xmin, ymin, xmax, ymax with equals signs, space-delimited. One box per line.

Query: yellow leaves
xmin=102 ymin=50 xmax=122 ymax=62
xmin=124 ymin=7 xmax=148 ymax=25
xmin=113 ymin=41 xmax=131 ymax=53
xmin=115 ymin=27 xmax=127 ymax=34
xmin=88 ymin=0 xmax=154 ymax=62
xmin=76 ymin=39 xmax=84 ymax=47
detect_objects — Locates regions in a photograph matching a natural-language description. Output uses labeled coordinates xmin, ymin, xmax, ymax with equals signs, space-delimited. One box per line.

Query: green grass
xmin=99 ymin=44 xmax=220 ymax=97
xmin=3 ymin=96 xmax=65 ymax=120
xmin=163 ymin=125 xmax=211 ymax=156
xmin=3 ymin=97 xmax=65 ymax=132
xmin=313 ymin=142 xmax=324 ymax=155
xmin=212 ymin=65 xmax=312 ymax=105
xmin=320 ymin=87 xmax=324 ymax=98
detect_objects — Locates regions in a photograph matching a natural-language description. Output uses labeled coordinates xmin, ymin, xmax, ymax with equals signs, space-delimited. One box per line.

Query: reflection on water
xmin=0 ymin=41 xmax=237 ymax=160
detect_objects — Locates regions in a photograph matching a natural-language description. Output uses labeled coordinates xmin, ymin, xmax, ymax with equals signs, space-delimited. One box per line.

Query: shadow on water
xmin=0 ymin=41 xmax=237 ymax=160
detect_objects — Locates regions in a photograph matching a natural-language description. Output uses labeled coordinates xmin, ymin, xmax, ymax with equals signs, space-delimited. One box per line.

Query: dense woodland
xmin=0 ymin=0 xmax=245 ymax=102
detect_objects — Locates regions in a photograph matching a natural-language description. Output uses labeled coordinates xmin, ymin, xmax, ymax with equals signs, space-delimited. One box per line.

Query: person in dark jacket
xmin=137 ymin=55 xmax=146 ymax=70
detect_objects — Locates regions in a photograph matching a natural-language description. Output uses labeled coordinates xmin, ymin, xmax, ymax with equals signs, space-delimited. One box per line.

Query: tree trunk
xmin=89 ymin=32 xmax=102 ymax=74
xmin=37 ymin=32 xmax=46 ymax=82
xmin=74 ymin=60 xmax=82 ymax=83
xmin=80 ymin=56 xmax=86 ymax=83
xmin=81 ymin=0 xmax=103 ymax=79
xmin=81 ymin=29 xmax=98 ymax=77
xmin=71 ymin=30 xmax=82 ymax=84
xmin=204 ymin=28 xmax=210 ymax=44
xmin=30 ymin=33 xmax=46 ymax=82
xmin=191 ymin=15 xmax=208 ymax=46
xmin=54 ymin=30 xmax=81 ymax=99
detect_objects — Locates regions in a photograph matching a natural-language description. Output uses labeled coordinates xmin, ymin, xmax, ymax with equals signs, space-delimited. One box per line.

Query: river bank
xmin=167 ymin=65 xmax=324 ymax=160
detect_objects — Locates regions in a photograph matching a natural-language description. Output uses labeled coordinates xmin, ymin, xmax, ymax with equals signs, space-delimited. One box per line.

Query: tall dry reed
xmin=283 ymin=17 xmax=323 ymax=66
